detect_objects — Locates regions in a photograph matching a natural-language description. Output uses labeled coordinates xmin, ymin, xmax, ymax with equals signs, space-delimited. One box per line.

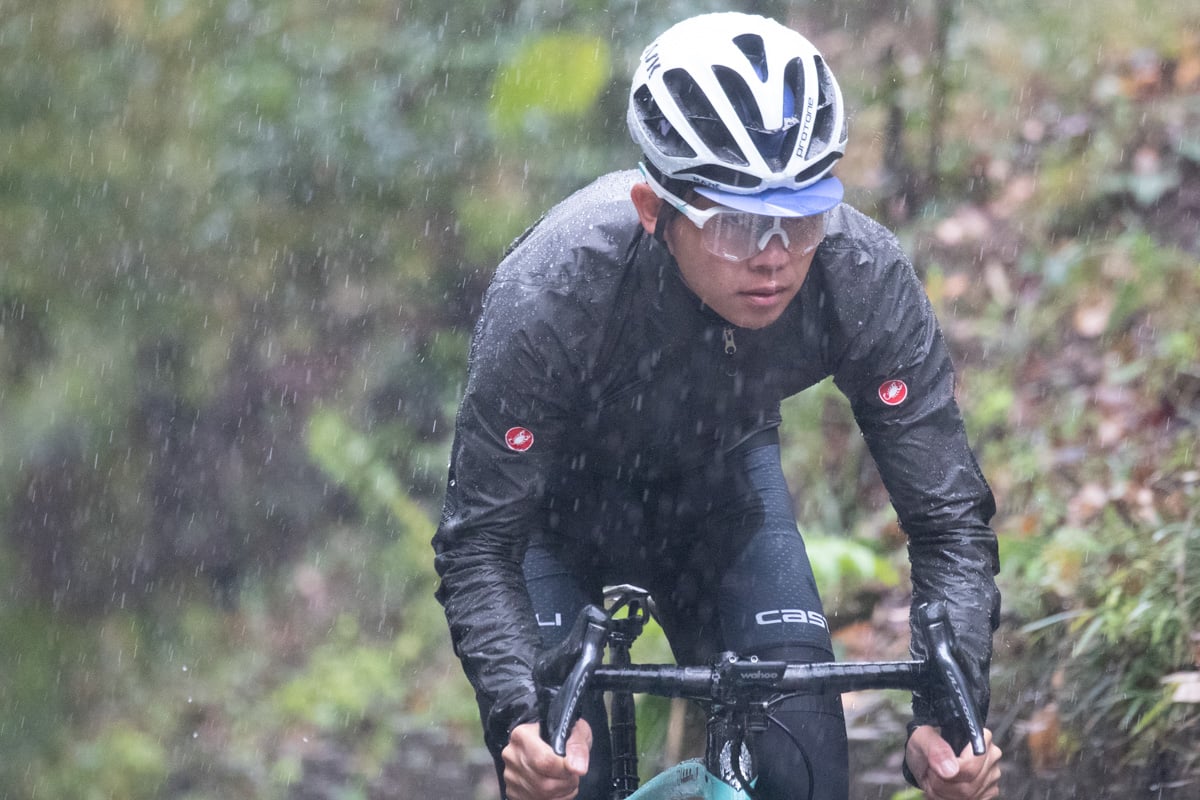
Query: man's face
xmin=663 ymin=196 xmax=820 ymax=330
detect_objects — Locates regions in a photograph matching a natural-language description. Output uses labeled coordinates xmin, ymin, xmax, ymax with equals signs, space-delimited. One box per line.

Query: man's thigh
xmin=649 ymin=439 xmax=849 ymax=800
xmin=650 ymin=438 xmax=834 ymax=662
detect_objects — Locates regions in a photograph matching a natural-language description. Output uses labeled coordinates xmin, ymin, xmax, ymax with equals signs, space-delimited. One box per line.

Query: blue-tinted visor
xmin=694 ymin=176 xmax=844 ymax=217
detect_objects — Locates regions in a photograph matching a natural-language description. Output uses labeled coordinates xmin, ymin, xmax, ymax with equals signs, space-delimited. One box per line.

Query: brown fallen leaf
xmin=1024 ymin=702 xmax=1064 ymax=773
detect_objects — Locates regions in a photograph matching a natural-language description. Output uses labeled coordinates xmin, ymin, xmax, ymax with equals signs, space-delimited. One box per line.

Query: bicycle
xmin=535 ymin=585 xmax=986 ymax=800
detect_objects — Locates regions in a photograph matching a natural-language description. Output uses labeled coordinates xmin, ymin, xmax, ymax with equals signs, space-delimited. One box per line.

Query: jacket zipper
xmin=723 ymin=326 xmax=737 ymax=355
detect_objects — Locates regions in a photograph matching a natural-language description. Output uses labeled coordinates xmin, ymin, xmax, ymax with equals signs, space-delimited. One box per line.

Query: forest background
xmin=1 ymin=1 xmax=1198 ymax=798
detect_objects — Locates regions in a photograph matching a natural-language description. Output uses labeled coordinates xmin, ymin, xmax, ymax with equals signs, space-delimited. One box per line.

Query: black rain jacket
xmin=433 ymin=170 xmax=1000 ymax=753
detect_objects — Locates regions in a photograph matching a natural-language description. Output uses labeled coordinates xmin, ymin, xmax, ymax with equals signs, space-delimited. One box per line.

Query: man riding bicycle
xmin=433 ymin=12 xmax=1003 ymax=800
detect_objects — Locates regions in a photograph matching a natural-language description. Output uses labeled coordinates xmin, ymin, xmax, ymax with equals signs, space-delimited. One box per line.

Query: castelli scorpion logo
xmin=504 ymin=426 xmax=535 ymax=452
xmin=878 ymin=379 xmax=909 ymax=406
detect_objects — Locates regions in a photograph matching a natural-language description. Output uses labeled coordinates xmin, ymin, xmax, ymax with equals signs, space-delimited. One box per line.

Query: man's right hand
xmin=502 ymin=719 xmax=593 ymax=800
xmin=905 ymin=724 xmax=1002 ymax=800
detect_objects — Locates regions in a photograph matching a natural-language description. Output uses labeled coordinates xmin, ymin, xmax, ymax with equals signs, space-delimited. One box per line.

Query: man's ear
xmin=630 ymin=182 xmax=665 ymax=236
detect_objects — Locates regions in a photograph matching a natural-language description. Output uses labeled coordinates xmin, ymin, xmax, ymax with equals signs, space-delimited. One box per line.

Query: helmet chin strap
xmin=653 ymin=203 xmax=677 ymax=247
xmin=642 ymin=162 xmax=689 ymax=250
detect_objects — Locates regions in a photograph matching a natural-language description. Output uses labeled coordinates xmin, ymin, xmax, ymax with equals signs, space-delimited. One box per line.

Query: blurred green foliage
xmin=1 ymin=0 xmax=1198 ymax=797
xmin=490 ymin=33 xmax=612 ymax=136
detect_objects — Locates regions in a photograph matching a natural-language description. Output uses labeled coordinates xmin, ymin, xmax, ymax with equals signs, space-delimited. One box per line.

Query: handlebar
xmin=535 ymin=600 xmax=986 ymax=758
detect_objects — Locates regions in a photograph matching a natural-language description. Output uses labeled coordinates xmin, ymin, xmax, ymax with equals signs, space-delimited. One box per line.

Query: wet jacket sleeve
xmin=828 ymin=240 xmax=1000 ymax=746
xmin=432 ymin=280 xmax=579 ymax=753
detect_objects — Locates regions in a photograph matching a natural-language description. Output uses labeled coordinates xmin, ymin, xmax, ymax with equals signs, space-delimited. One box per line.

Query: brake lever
xmin=535 ymin=604 xmax=609 ymax=756
xmin=917 ymin=601 xmax=987 ymax=756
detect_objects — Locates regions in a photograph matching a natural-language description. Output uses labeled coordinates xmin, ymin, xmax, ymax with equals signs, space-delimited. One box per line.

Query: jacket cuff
xmin=486 ymin=692 xmax=540 ymax=752
xmin=506 ymin=706 xmax=540 ymax=737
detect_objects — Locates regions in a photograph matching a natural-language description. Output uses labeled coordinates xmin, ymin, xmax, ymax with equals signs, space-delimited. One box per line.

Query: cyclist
xmin=433 ymin=12 xmax=1002 ymax=800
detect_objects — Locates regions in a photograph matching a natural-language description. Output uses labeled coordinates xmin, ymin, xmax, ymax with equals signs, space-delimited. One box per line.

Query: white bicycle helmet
xmin=628 ymin=13 xmax=848 ymax=215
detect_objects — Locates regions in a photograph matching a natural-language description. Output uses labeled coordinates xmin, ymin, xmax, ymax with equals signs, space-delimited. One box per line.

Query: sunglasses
xmin=640 ymin=164 xmax=827 ymax=263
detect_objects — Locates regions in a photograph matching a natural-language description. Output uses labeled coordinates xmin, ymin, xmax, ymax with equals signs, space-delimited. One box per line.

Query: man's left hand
xmin=905 ymin=724 xmax=1001 ymax=800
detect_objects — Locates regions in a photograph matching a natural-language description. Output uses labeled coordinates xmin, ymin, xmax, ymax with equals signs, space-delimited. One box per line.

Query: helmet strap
xmin=640 ymin=161 xmax=693 ymax=247
xmin=653 ymin=203 xmax=677 ymax=246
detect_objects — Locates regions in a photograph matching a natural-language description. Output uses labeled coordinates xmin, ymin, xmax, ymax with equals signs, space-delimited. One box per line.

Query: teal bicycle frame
xmin=622 ymin=758 xmax=749 ymax=800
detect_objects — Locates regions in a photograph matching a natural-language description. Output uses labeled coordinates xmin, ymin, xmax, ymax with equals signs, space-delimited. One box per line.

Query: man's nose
xmin=750 ymin=231 xmax=790 ymax=267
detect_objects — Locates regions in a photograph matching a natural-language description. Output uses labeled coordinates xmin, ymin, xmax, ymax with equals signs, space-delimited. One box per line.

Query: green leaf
xmin=805 ymin=534 xmax=900 ymax=591
xmin=490 ymin=33 xmax=611 ymax=136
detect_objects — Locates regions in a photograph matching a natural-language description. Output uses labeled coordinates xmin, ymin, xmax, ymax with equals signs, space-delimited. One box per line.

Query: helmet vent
xmin=663 ymin=68 xmax=748 ymax=167
xmin=794 ymin=152 xmax=840 ymax=185
xmin=712 ymin=65 xmax=798 ymax=171
xmin=731 ymin=33 xmax=769 ymax=81
xmin=807 ymin=56 xmax=838 ymax=155
xmin=632 ymin=84 xmax=697 ymax=159
xmin=713 ymin=66 xmax=762 ymax=130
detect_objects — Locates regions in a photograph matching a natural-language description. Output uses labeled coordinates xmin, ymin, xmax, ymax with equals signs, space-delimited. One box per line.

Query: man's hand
xmin=905 ymin=725 xmax=1001 ymax=800
xmin=501 ymin=719 xmax=592 ymax=800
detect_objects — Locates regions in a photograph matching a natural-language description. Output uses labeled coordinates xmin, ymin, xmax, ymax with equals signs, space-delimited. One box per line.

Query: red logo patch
xmin=504 ymin=426 xmax=535 ymax=452
xmin=878 ymin=379 xmax=909 ymax=406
